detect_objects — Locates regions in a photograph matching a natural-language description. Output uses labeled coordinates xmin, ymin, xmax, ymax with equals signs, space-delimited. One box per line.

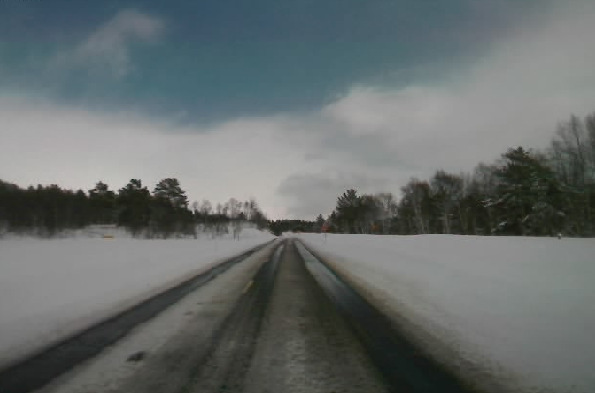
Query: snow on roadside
xmin=295 ymin=233 xmax=595 ymax=393
xmin=0 ymin=229 xmax=273 ymax=369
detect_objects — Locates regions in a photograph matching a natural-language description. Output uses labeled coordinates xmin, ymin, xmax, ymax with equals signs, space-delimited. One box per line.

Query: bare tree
xmin=430 ymin=171 xmax=463 ymax=234
xmin=374 ymin=193 xmax=397 ymax=234
xmin=549 ymin=115 xmax=592 ymax=234
xmin=399 ymin=179 xmax=431 ymax=234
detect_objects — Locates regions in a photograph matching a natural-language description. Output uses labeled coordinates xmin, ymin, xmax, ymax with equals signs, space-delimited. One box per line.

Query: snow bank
xmin=1 ymin=222 xmax=264 ymax=240
xmin=295 ymin=233 xmax=595 ymax=393
xmin=0 ymin=229 xmax=273 ymax=369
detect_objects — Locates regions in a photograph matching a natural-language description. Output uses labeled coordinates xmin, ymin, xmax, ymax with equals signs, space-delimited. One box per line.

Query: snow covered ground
xmin=295 ymin=233 xmax=595 ymax=393
xmin=0 ymin=228 xmax=273 ymax=369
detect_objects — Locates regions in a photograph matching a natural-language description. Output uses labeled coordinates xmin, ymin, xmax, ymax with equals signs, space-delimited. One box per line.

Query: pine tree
xmin=153 ymin=178 xmax=188 ymax=209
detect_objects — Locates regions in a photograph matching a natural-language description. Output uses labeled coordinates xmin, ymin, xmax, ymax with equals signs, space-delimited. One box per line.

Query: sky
xmin=1 ymin=0 xmax=594 ymax=219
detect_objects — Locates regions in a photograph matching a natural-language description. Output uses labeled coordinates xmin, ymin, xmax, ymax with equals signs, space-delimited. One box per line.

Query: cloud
xmin=51 ymin=9 xmax=164 ymax=77
xmin=2 ymin=1 xmax=595 ymax=220
xmin=0 ymin=98 xmax=308 ymax=219
xmin=313 ymin=0 xmax=595 ymax=170
xmin=277 ymin=172 xmax=390 ymax=219
xmin=272 ymin=0 xmax=595 ymax=217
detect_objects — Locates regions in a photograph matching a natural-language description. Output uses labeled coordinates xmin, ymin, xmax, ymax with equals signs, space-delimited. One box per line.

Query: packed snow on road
xmin=0 ymin=227 xmax=273 ymax=369
xmin=296 ymin=233 xmax=595 ymax=393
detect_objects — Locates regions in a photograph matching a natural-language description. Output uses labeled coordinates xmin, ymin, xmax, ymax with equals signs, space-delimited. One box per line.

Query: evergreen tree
xmin=88 ymin=181 xmax=116 ymax=224
xmin=492 ymin=147 xmax=564 ymax=235
xmin=153 ymin=178 xmax=188 ymax=209
xmin=335 ymin=189 xmax=361 ymax=233
xmin=117 ymin=179 xmax=152 ymax=236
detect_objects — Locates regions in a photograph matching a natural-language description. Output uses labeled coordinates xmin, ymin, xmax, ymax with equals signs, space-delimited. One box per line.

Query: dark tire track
xmin=242 ymin=240 xmax=389 ymax=393
xmin=296 ymin=240 xmax=480 ymax=393
xmin=182 ymin=243 xmax=284 ymax=393
xmin=3 ymin=237 xmax=485 ymax=393
xmin=0 ymin=240 xmax=273 ymax=393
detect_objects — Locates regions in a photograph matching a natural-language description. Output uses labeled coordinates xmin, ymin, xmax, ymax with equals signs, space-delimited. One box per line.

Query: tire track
xmin=182 ymin=243 xmax=284 ymax=393
xmin=296 ymin=240 xmax=480 ymax=393
xmin=0 ymin=241 xmax=273 ymax=393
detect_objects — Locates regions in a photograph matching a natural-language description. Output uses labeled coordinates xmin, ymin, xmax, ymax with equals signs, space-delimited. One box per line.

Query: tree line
xmin=0 ymin=178 xmax=267 ymax=238
xmin=268 ymin=220 xmax=317 ymax=236
xmin=301 ymin=112 xmax=595 ymax=237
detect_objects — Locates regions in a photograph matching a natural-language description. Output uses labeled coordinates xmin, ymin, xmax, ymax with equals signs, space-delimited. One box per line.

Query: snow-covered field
xmin=296 ymin=233 xmax=595 ymax=393
xmin=0 ymin=228 xmax=273 ymax=369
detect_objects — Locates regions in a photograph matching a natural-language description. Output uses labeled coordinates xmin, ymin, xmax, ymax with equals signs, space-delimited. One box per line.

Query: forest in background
xmin=2 ymin=111 xmax=594 ymax=238
xmin=271 ymin=112 xmax=595 ymax=237
xmin=0 ymin=177 xmax=267 ymax=238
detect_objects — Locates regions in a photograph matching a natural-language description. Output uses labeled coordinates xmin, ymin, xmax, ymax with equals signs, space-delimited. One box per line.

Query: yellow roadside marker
xmin=242 ymin=280 xmax=253 ymax=294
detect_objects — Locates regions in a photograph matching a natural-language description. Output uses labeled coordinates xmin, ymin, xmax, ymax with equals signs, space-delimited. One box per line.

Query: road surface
xmin=1 ymin=239 xmax=477 ymax=393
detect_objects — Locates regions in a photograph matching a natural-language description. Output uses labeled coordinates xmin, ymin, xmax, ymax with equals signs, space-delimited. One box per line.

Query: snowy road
xmin=296 ymin=233 xmax=595 ymax=393
xmin=0 ymin=239 xmax=480 ymax=393
xmin=0 ymin=230 xmax=275 ymax=369
xmin=0 ymin=241 xmax=273 ymax=393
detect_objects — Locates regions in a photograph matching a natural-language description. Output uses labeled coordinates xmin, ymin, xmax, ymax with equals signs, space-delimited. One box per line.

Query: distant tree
xmin=327 ymin=211 xmax=339 ymax=233
xmin=457 ymin=174 xmax=486 ymax=235
xmin=268 ymin=219 xmax=316 ymax=236
xmin=430 ymin=171 xmax=464 ymax=234
xmin=469 ymin=163 xmax=500 ymax=234
xmin=398 ymin=179 xmax=431 ymax=234
xmin=117 ymin=179 xmax=152 ymax=236
xmin=249 ymin=200 xmax=268 ymax=230
xmin=200 ymin=200 xmax=213 ymax=216
xmin=88 ymin=181 xmax=116 ymax=224
xmin=227 ymin=198 xmax=241 ymax=219
xmin=375 ymin=193 xmax=398 ymax=234
xmin=243 ymin=201 xmax=251 ymax=220
xmin=153 ymin=178 xmax=188 ymax=209
xmin=0 ymin=178 xmax=270 ymax=239
xmin=548 ymin=114 xmax=595 ymax=235
xmin=314 ymin=214 xmax=325 ymax=233
xmin=358 ymin=195 xmax=381 ymax=234
xmin=335 ymin=189 xmax=362 ymax=233
xmin=152 ymin=179 xmax=196 ymax=238
xmin=492 ymin=147 xmax=564 ymax=235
